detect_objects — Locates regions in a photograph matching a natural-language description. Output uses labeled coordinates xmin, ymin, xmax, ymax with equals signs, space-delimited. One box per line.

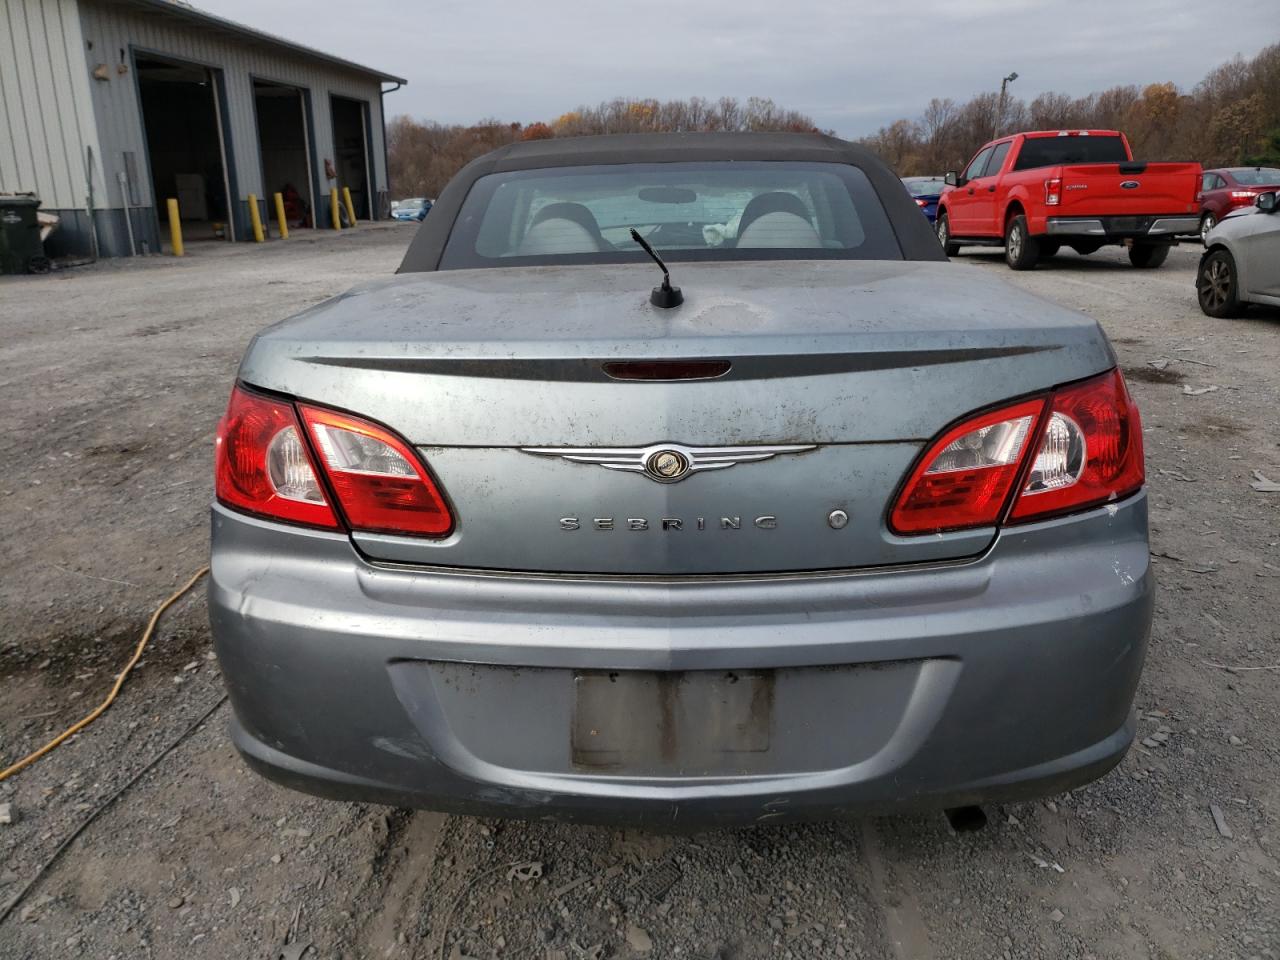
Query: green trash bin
xmin=0 ymin=195 xmax=51 ymax=275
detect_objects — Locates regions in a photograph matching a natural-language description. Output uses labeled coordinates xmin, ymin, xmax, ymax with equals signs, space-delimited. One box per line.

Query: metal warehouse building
xmin=1 ymin=0 xmax=404 ymax=258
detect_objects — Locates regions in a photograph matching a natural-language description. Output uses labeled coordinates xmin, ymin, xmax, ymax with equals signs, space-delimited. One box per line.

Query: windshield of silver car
xmin=439 ymin=161 xmax=902 ymax=267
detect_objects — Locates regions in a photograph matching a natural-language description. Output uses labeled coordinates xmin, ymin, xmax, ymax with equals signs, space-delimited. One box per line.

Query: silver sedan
xmin=1198 ymin=191 xmax=1280 ymax=317
xmin=210 ymin=133 xmax=1152 ymax=826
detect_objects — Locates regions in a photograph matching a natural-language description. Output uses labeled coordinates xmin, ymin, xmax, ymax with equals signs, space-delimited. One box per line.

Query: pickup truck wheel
xmin=1200 ymin=213 xmax=1216 ymax=245
xmin=1038 ymin=241 xmax=1061 ymax=260
xmin=1129 ymin=243 xmax=1170 ymax=269
xmin=935 ymin=213 xmax=960 ymax=257
xmin=1004 ymin=215 xmax=1039 ymax=270
xmin=1197 ymin=249 xmax=1246 ymax=318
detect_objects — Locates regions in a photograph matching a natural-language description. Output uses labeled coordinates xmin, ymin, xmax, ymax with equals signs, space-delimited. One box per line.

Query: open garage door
xmin=330 ymin=95 xmax=372 ymax=221
xmin=254 ymin=80 xmax=317 ymax=230
xmin=136 ymin=55 xmax=234 ymax=244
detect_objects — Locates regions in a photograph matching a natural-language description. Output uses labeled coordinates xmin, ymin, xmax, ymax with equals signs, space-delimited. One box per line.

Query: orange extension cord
xmin=0 ymin=566 xmax=210 ymax=783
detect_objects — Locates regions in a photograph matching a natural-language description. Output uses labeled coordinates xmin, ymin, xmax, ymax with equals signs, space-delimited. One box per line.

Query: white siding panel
xmin=25 ymin=0 xmax=73 ymax=203
xmin=78 ymin=0 xmax=391 ymax=214
xmin=0 ymin=0 xmax=98 ymax=207
xmin=0 ymin=5 xmax=38 ymax=193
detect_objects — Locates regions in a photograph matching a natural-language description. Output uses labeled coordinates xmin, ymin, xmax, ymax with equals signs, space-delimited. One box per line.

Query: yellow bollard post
xmin=166 ymin=198 xmax=184 ymax=257
xmin=342 ymin=186 xmax=357 ymax=227
xmin=247 ymin=193 xmax=265 ymax=242
xmin=273 ymin=192 xmax=289 ymax=240
xmin=330 ymin=188 xmax=341 ymax=230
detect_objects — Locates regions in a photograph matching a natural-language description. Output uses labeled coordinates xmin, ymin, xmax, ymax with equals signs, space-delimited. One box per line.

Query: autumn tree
xmin=520 ymin=122 xmax=555 ymax=141
xmin=387 ymin=45 xmax=1280 ymax=194
xmin=857 ymin=44 xmax=1279 ymax=175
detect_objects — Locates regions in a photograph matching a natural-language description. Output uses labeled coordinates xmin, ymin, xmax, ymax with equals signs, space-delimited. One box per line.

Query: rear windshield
xmin=903 ymin=178 xmax=945 ymax=197
xmin=439 ymin=161 xmax=902 ymax=269
xmin=1232 ymin=168 xmax=1280 ymax=185
xmin=1013 ymin=135 xmax=1129 ymax=171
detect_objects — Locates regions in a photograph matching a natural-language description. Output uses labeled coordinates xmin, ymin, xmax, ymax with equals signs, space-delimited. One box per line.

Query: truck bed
xmin=1047 ymin=161 xmax=1202 ymax=219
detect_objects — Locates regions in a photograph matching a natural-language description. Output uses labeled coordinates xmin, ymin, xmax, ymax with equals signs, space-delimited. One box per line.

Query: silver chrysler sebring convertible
xmin=211 ymin=133 xmax=1153 ymax=826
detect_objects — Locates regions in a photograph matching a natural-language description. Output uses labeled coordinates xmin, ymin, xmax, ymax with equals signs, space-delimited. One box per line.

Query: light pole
xmin=996 ymin=71 xmax=1018 ymax=139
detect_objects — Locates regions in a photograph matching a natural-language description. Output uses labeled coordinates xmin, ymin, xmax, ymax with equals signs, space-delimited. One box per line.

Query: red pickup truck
xmin=935 ymin=130 xmax=1201 ymax=270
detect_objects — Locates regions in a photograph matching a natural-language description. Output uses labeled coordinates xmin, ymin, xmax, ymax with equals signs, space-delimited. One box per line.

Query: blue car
xmin=902 ymin=176 xmax=946 ymax=224
xmin=392 ymin=197 xmax=432 ymax=222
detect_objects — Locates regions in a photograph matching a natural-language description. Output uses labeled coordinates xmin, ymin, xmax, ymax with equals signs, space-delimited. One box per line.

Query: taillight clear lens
xmin=1009 ymin=369 xmax=1144 ymax=522
xmin=890 ymin=399 xmax=1044 ymax=535
xmin=299 ymin=405 xmax=454 ymax=537
xmin=266 ymin=426 xmax=326 ymax=502
xmin=925 ymin=416 xmax=1034 ymax=475
xmin=1023 ymin=413 xmax=1085 ymax=493
xmin=311 ymin=424 xmax=417 ymax=477
xmin=215 ymin=386 xmax=338 ymax=529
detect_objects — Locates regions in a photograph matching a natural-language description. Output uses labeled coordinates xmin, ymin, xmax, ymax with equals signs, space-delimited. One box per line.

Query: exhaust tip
xmin=944 ymin=805 xmax=988 ymax=833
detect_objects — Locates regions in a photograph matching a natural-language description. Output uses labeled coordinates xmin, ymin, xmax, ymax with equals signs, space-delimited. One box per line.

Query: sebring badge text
xmin=560 ymin=516 xmax=778 ymax=531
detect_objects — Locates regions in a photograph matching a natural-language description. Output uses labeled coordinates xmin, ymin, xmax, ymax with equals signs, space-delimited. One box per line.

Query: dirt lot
xmin=1 ymin=227 xmax=1278 ymax=960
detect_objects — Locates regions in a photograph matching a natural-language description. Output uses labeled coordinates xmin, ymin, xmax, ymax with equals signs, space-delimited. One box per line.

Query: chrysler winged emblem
xmin=520 ymin=442 xmax=816 ymax=483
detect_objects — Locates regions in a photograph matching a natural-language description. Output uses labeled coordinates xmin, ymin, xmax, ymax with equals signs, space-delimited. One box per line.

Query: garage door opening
xmin=254 ymin=80 xmax=316 ymax=230
xmin=136 ymin=55 xmax=234 ymax=244
xmin=330 ymin=95 xmax=372 ymax=221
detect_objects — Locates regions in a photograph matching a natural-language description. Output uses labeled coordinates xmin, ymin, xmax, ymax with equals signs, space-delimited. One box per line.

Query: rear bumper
xmin=1042 ymin=215 xmax=1199 ymax=239
xmin=209 ymin=496 xmax=1153 ymax=826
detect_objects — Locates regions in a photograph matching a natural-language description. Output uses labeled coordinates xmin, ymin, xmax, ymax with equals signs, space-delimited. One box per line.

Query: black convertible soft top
xmin=398 ymin=132 xmax=945 ymax=272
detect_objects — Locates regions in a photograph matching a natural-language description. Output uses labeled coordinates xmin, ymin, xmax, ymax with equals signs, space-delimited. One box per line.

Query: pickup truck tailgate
xmin=1056 ymin=162 xmax=1200 ymax=215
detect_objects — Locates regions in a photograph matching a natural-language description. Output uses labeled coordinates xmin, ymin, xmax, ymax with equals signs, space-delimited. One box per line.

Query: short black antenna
xmin=629 ymin=228 xmax=684 ymax=308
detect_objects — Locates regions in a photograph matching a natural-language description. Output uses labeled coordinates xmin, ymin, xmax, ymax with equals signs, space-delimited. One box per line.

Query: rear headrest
xmin=528 ymin=202 xmax=607 ymax=248
xmin=735 ymin=211 xmax=823 ymax=249
xmin=518 ymin=218 xmax=601 ymax=256
xmin=738 ymin=192 xmax=813 ymax=236
xmin=517 ymin=202 xmax=611 ymax=256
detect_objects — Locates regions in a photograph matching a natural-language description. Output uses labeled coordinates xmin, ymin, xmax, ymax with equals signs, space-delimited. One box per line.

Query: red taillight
xmin=1008 ymin=368 xmax=1143 ymax=523
xmin=1228 ymin=190 xmax=1258 ymax=206
xmin=1044 ymin=177 xmax=1062 ymax=206
xmin=215 ymin=385 xmax=339 ymax=530
xmin=298 ymin=403 xmax=454 ymax=537
xmin=215 ymin=385 xmax=455 ymax=537
xmin=915 ymin=198 xmax=928 ymax=207
xmin=890 ymin=399 xmax=1045 ymax=534
xmin=890 ymin=369 xmax=1145 ymax=535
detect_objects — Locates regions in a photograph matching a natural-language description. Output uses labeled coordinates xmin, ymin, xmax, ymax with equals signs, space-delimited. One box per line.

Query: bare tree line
xmin=388 ymin=46 xmax=1280 ymax=197
xmin=858 ymin=44 xmax=1280 ymax=174
xmin=387 ymin=97 xmax=825 ymax=198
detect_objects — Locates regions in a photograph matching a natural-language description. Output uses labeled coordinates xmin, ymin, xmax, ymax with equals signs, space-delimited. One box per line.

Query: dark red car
xmin=1198 ymin=167 xmax=1280 ymax=242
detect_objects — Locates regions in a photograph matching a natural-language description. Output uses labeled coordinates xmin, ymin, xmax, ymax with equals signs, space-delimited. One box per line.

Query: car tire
xmin=1070 ymin=241 xmax=1103 ymax=256
xmin=1129 ymin=243 xmax=1170 ymax=269
xmin=1200 ymin=212 xmax=1216 ymax=246
xmin=936 ymin=213 xmax=960 ymax=257
xmin=1004 ymin=215 xmax=1039 ymax=270
xmin=1038 ymin=241 xmax=1061 ymax=261
xmin=1197 ymin=249 xmax=1246 ymax=318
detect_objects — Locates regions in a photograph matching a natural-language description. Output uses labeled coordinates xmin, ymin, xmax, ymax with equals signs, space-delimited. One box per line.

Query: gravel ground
xmin=1 ymin=228 xmax=1278 ymax=960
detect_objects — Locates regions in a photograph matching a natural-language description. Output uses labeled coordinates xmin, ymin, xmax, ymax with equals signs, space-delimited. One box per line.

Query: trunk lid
xmin=241 ymin=260 xmax=1114 ymax=575
xmin=1055 ymin=161 xmax=1201 ymax=216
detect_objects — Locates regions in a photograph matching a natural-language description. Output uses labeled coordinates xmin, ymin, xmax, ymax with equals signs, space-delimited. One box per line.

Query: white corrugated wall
xmin=77 ymin=0 xmax=390 ymax=212
xmin=0 ymin=0 xmax=105 ymax=209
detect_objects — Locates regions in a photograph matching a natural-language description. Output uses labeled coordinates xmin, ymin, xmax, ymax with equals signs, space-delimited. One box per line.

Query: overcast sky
xmin=204 ymin=0 xmax=1277 ymax=138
